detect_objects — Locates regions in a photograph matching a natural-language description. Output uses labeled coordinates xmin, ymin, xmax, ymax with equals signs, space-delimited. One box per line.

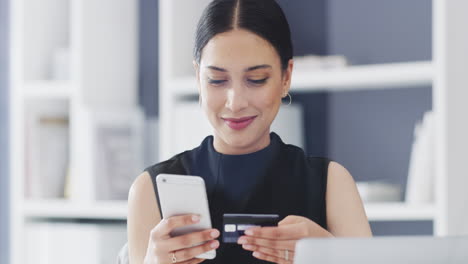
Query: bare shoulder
xmin=326 ymin=161 xmax=373 ymax=237
xmin=327 ymin=161 xmax=360 ymax=192
xmin=127 ymin=171 xmax=161 ymax=263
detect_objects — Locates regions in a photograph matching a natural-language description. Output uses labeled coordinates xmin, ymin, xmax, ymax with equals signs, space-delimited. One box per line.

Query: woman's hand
xmin=144 ymin=214 xmax=220 ymax=264
xmin=237 ymin=215 xmax=333 ymax=264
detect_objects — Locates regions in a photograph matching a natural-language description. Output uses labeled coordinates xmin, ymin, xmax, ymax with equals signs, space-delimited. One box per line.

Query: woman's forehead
xmin=200 ymin=29 xmax=280 ymax=70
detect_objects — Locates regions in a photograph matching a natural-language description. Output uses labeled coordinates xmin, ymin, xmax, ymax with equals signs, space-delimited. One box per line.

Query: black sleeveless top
xmin=146 ymin=132 xmax=331 ymax=264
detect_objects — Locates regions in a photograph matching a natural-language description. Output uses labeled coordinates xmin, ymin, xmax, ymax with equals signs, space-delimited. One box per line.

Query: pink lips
xmin=222 ymin=116 xmax=257 ymax=130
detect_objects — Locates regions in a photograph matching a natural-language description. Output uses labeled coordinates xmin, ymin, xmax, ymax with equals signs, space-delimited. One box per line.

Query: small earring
xmin=283 ymin=92 xmax=292 ymax=106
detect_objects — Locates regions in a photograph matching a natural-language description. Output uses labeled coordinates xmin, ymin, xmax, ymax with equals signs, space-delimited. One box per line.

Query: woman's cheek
xmin=260 ymin=91 xmax=282 ymax=126
xmin=258 ymin=89 xmax=280 ymax=111
xmin=204 ymin=92 xmax=225 ymax=122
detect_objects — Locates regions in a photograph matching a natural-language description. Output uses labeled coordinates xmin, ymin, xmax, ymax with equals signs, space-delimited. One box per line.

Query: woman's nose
xmin=225 ymin=86 xmax=248 ymax=113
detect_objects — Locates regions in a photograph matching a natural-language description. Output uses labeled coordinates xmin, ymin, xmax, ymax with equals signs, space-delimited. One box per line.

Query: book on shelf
xmin=25 ymin=101 xmax=69 ymax=199
xmin=406 ymin=110 xmax=434 ymax=204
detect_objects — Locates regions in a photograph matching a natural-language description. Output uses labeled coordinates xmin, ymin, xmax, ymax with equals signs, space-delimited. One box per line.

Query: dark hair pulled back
xmin=194 ymin=0 xmax=293 ymax=71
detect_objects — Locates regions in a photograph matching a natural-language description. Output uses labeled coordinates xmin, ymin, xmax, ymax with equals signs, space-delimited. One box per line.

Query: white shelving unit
xmin=159 ymin=0 xmax=468 ymax=235
xmin=9 ymin=0 xmax=138 ymax=263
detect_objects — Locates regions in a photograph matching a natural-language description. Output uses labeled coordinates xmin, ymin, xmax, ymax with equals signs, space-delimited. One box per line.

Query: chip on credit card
xmin=223 ymin=214 xmax=280 ymax=243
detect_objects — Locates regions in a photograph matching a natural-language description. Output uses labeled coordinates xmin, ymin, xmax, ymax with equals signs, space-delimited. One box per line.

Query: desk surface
xmin=294 ymin=236 xmax=468 ymax=264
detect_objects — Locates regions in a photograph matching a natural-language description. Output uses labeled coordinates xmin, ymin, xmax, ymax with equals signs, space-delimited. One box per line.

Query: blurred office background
xmin=1 ymin=0 xmax=11 ymax=262
xmin=2 ymin=0 xmax=468 ymax=263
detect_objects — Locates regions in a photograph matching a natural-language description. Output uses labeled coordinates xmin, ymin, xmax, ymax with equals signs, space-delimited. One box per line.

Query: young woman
xmin=128 ymin=0 xmax=372 ymax=263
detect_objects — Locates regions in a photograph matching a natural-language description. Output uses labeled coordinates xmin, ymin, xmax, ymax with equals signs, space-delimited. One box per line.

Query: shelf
xmin=23 ymin=199 xmax=128 ymax=220
xmin=21 ymin=200 xmax=436 ymax=222
xmin=23 ymin=80 xmax=73 ymax=99
xmin=170 ymin=61 xmax=432 ymax=97
xmin=364 ymin=202 xmax=435 ymax=221
xmin=292 ymin=61 xmax=432 ymax=91
xmin=22 ymin=200 xmax=433 ymax=221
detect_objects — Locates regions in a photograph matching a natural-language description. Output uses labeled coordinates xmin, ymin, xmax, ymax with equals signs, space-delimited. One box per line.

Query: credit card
xmin=223 ymin=213 xmax=280 ymax=243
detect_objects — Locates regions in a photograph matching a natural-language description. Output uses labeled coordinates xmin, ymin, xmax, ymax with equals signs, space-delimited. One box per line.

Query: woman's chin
xmin=225 ymin=129 xmax=251 ymax=141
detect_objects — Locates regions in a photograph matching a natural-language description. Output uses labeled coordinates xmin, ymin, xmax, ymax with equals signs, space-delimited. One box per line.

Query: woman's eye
xmin=208 ymin=79 xmax=227 ymax=85
xmin=248 ymin=77 xmax=268 ymax=85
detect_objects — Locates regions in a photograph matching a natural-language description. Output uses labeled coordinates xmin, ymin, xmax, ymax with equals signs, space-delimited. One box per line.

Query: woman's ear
xmin=193 ymin=60 xmax=200 ymax=76
xmin=282 ymin=59 xmax=294 ymax=95
xmin=193 ymin=60 xmax=201 ymax=94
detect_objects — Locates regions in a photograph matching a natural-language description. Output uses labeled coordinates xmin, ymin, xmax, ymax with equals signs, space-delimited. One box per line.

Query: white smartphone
xmin=156 ymin=174 xmax=216 ymax=259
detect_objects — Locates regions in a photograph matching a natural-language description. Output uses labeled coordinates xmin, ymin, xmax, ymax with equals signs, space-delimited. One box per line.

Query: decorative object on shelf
xmin=356 ymin=181 xmax=402 ymax=202
xmin=293 ymin=54 xmax=348 ymax=70
xmin=94 ymin=108 xmax=144 ymax=200
xmin=406 ymin=110 xmax=434 ymax=204
xmin=25 ymin=101 xmax=69 ymax=199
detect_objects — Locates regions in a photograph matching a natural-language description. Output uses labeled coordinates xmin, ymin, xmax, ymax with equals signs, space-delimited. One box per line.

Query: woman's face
xmin=195 ymin=29 xmax=293 ymax=155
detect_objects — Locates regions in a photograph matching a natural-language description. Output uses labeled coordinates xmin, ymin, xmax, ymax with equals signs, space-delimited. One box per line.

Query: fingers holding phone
xmin=146 ymin=214 xmax=220 ymax=264
xmin=155 ymin=174 xmax=217 ymax=260
xmin=155 ymin=214 xmax=202 ymax=239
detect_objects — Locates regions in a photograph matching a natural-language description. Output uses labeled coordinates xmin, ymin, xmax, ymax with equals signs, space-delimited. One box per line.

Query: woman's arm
xmin=127 ymin=172 xmax=161 ymax=263
xmin=326 ymin=161 xmax=373 ymax=236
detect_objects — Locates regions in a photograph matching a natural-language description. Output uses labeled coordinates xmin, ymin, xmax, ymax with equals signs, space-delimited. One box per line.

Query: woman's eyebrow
xmin=206 ymin=64 xmax=272 ymax=72
xmin=245 ymin=64 xmax=272 ymax=72
xmin=206 ymin=66 xmax=227 ymax=72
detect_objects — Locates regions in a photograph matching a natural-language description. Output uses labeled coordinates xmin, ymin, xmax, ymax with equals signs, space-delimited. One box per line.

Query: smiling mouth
xmin=222 ymin=116 xmax=257 ymax=130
